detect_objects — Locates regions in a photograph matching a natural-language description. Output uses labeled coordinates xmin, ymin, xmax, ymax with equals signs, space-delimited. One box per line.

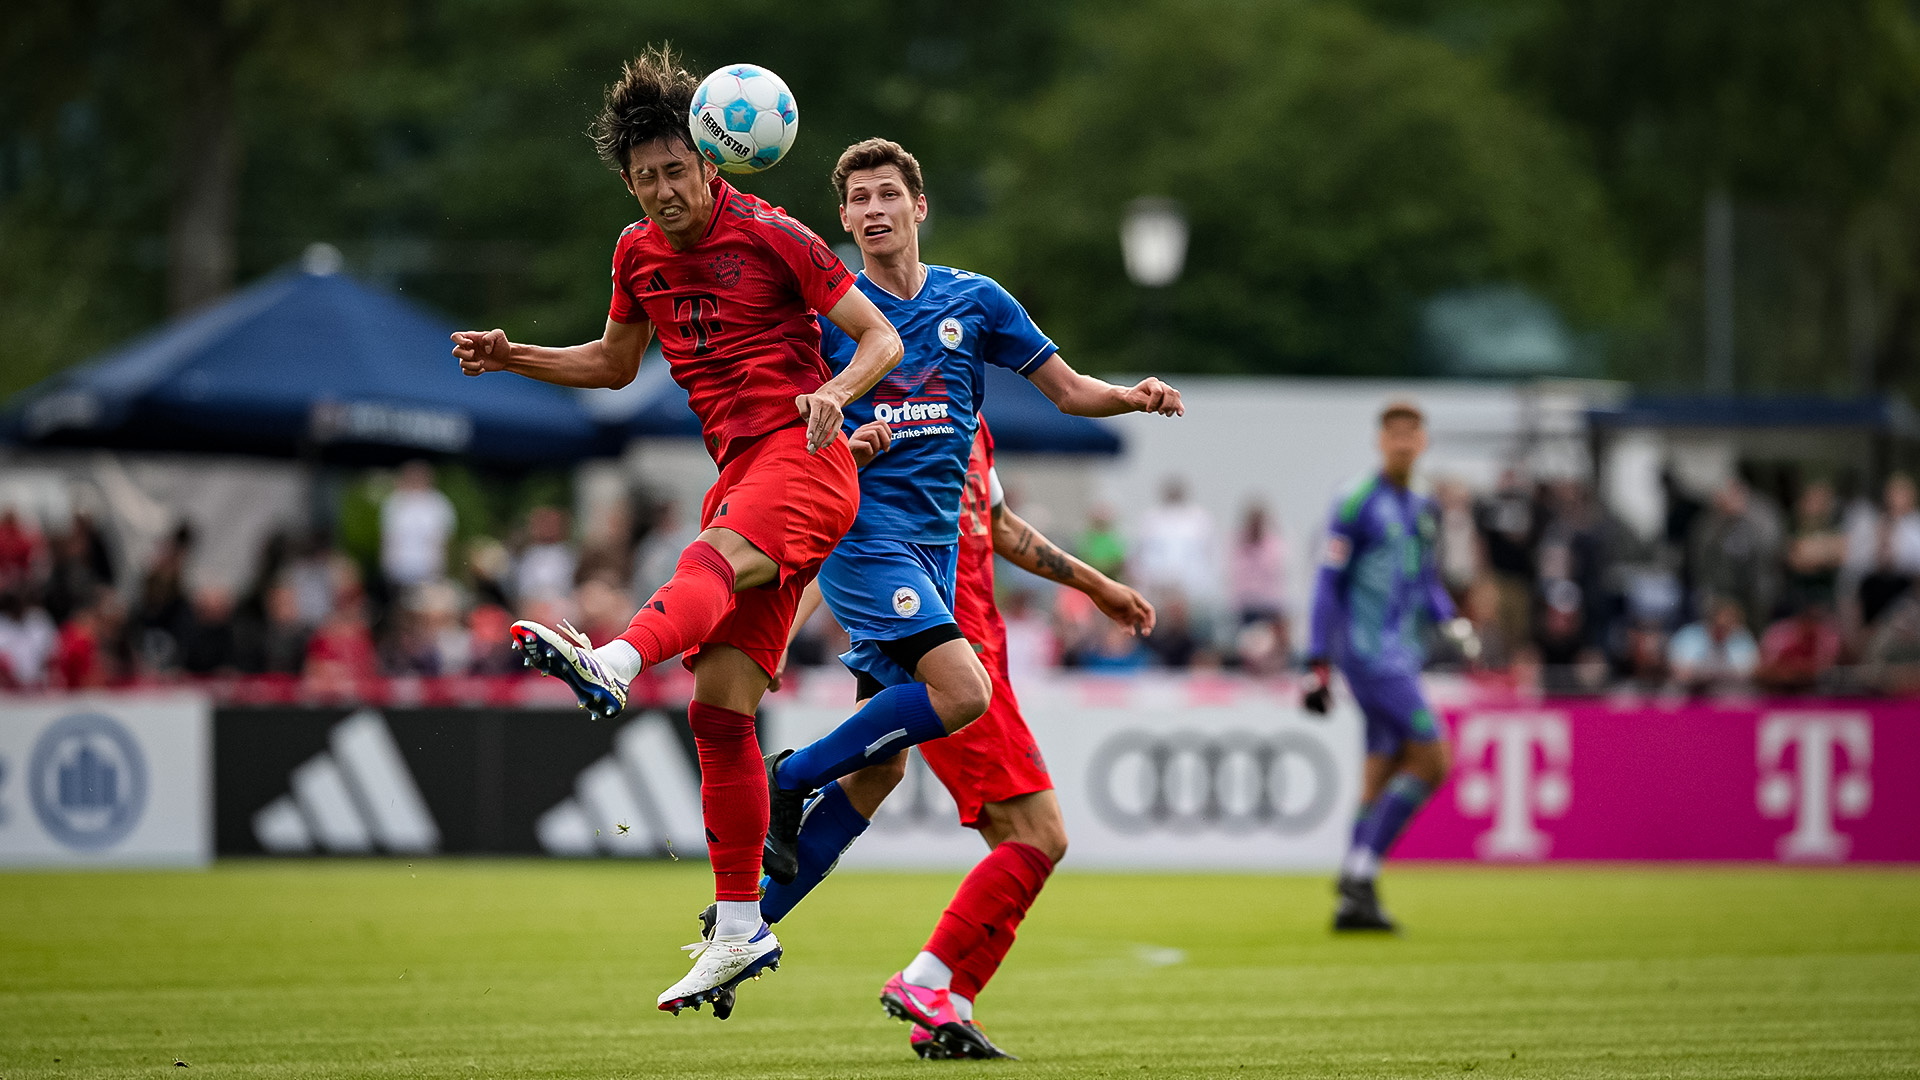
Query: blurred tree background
xmin=5 ymin=0 xmax=1920 ymax=399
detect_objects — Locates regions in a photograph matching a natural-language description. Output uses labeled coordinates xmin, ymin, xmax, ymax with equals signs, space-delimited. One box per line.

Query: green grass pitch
xmin=2 ymin=862 xmax=1916 ymax=1078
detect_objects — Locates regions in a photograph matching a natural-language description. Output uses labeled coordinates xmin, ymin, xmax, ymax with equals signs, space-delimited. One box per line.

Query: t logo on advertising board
xmin=1453 ymin=712 xmax=1571 ymax=859
xmin=1756 ymin=711 xmax=1872 ymax=861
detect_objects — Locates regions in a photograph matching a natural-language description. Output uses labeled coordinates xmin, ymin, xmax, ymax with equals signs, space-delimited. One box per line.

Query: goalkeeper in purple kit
xmin=1302 ymin=401 xmax=1478 ymax=931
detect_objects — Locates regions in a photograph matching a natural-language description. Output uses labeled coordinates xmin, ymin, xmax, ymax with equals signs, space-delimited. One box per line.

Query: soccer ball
xmin=689 ymin=64 xmax=799 ymax=174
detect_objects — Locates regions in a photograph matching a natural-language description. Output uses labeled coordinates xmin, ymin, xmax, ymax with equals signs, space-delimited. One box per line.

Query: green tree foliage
xmin=943 ymin=0 xmax=1631 ymax=376
xmin=213 ymin=0 xmax=1071 ymax=353
xmin=12 ymin=0 xmax=1920 ymax=398
xmin=0 ymin=0 xmax=1067 ymax=400
xmin=1509 ymin=0 xmax=1920 ymax=391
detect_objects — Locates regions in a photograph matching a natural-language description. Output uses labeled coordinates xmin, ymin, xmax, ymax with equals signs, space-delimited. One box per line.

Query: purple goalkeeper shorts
xmin=1340 ymin=668 xmax=1442 ymax=758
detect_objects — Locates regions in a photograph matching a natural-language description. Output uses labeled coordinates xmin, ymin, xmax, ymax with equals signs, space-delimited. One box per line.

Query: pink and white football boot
xmin=881 ymin=973 xmax=1017 ymax=1059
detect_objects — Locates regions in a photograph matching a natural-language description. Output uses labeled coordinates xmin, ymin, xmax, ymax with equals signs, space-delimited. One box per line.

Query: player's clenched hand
xmin=1095 ymin=582 xmax=1156 ymax=637
xmin=794 ymin=390 xmax=847 ymax=454
xmin=847 ymin=419 xmax=893 ymax=468
xmin=451 ymin=329 xmax=510 ymax=376
xmin=1121 ymin=376 xmax=1184 ymax=417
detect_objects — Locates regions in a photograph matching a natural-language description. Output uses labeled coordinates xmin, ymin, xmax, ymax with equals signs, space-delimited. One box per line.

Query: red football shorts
xmin=919 ymin=664 xmax=1054 ymax=829
xmin=685 ymin=422 xmax=859 ymax=679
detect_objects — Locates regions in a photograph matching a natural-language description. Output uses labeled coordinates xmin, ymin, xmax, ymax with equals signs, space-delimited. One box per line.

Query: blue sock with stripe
xmin=759 ymin=781 xmax=869 ymax=923
xmin=776 ymin=683 xmax=945 ymax=792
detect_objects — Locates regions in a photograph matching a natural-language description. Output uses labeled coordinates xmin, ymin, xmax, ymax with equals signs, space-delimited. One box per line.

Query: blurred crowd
xmin=995 ymin=464 xmax=1920 ymax=698
xmin=5 ymin=458 xmax=1920 ymax=699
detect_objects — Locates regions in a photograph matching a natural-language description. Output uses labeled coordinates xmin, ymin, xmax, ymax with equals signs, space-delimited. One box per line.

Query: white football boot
xmin=656 ymin=924 xmax=782 ymax=1020
xmin=509 ymin=619 xmax=629 ymax=719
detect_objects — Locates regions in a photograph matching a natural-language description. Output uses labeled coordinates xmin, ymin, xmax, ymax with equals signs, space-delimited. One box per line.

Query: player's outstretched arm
xmin=991 ymin=502 xmax=1155 ymax=636
xmin=451 ymin=318 xmax=653 ymax=390
xmin=797 ymin=289 xmax=903 ymax=453
xmin=1027 ymin=355 xmax=1184 ymax=419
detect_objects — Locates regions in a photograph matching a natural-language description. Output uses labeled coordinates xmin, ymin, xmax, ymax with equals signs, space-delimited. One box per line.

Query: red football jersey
xmin=956 ymin=418 xmax=1009 ymax=679
xmin=609 ymin=176 xmax=856 ymax=464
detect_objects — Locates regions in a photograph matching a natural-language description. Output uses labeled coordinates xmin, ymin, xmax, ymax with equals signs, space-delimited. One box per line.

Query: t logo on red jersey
xmin=673 ymin=294 xmax=724 ymax=355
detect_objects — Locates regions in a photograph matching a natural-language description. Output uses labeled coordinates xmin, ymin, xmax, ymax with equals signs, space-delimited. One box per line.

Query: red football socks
xmin=925 ymin=841 xmax=1056 ymax=1002
xmin=686 ymin=701 xmax=768 ymax=903
xmin=616 ymin=540 xmax=736 ymax=667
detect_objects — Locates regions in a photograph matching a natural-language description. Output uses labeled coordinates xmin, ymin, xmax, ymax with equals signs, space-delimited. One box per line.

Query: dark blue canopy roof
xmin=1590 ymin=394 xmax=1920 ymax=437
xmin=584 ymin=350 xmax=1122 ymax=455
xmin=1 ymin=266 xmax=616 ymax=466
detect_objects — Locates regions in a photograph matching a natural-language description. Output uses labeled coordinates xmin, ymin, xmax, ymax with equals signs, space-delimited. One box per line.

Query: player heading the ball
xmin=450 ymin=44 xmax=903 ymax=1021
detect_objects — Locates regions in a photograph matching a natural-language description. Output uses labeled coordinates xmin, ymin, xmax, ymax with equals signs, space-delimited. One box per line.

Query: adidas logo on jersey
xmin=251 ymin=709 xmax=440 ymax=854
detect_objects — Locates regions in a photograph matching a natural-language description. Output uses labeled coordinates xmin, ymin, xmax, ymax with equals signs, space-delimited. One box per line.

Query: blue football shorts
xmin=816 ymin=536 xmax=960 ymax=688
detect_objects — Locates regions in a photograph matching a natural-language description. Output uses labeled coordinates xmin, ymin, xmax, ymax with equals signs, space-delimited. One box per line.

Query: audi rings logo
xmin=1087 ymin=730 xmax=1339 ymax=835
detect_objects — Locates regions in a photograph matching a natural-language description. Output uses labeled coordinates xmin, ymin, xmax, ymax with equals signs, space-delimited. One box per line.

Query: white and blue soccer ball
xmin=689 ymin=64 xmax=799 ymax=174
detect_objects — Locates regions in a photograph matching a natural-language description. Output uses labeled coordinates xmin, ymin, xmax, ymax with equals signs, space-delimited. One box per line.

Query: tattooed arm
xmin=992 ymin=502 xmax=1155 ymax=635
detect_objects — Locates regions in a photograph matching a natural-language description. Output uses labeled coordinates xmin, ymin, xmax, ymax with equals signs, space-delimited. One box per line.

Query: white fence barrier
xmin=765 ymin=676 xmax=1360 ymax=871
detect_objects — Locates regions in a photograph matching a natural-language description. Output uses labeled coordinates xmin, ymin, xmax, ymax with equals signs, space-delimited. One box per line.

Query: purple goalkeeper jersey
xmin=1306 ymin=472 xmax=1456 ymax=678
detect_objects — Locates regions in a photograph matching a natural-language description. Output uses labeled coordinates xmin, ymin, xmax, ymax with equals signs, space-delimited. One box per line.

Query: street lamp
xmin=1121 ymin=197 xmax=1188 ymax=288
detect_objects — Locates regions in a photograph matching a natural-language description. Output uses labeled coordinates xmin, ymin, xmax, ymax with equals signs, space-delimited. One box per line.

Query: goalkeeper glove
xmin=1301 ymin=658 xmax=1332 ymax=716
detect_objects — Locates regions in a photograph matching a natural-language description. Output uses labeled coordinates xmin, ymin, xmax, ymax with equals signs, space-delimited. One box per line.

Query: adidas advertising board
xmin=0 ymin=694 xmax=211 ymax=866
xmin=215 ymin=706 xmax=708 ymax=856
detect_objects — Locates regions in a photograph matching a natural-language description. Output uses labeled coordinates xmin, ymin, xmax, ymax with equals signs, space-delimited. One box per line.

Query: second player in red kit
xmin=450 ymin=46 xmax=902 ymax=1020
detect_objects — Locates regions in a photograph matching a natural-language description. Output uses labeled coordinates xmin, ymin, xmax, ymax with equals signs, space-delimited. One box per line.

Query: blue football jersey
xmin=821 ymin=265 xmax=1055 ymax=544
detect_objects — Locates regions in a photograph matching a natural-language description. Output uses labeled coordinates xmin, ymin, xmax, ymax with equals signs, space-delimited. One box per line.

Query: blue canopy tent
xmin=583 ymin=350 xmax=1123 ymax=454
xmin=1 ymin=265 xmax=617 ymax=467
xmin=1587 ymin=393 xmax=1920 ymax=487
xmin=1588 ymin=394 xmax=1920 ymax=435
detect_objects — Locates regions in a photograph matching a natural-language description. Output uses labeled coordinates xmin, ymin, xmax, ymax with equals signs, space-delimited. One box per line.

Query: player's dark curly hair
xmin=590 ymin=44 xmax=702 ymax=172
xmin=832 ymin=138 xmax=925 ymax=204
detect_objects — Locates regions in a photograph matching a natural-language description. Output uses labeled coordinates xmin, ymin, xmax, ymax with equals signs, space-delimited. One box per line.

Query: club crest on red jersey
xmin=710 ymin=252 xmax=743 ymax=289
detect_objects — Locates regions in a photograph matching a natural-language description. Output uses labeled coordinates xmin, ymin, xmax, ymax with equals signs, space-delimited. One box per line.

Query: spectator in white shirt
xmin=514 ymin=506 xmax=578 ymax=608
xmin=1133 ymin=477 xmax=1217 ymax=606
xmin=380 ymin=461 xmax=456 ymax=588
xmin=1844 ymin=472 xmax=1920 ymax=575
xmin=0 ymin=589 xmax=58 ymax=688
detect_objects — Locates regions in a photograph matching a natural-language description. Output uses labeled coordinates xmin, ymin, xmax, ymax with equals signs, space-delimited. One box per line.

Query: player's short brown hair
xmin=1379 ymin=400 xmax=1425 ymax=428
xmin=832 ymin=138 xmax=925 ymax=204
xmin=590 ymin=44 xmax=702 ymax=172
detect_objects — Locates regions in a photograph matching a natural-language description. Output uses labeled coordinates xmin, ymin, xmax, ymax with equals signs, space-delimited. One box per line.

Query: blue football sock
xmin=1349 ymin=798 xmax=1376 ymax=849
xmin=1357 ymin=773 xmax=1433 ymax=861
xmin=759 ymin=781 xmax=869 ymax=923
xmin=776 ymin=682 xmax=945 ymax=792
